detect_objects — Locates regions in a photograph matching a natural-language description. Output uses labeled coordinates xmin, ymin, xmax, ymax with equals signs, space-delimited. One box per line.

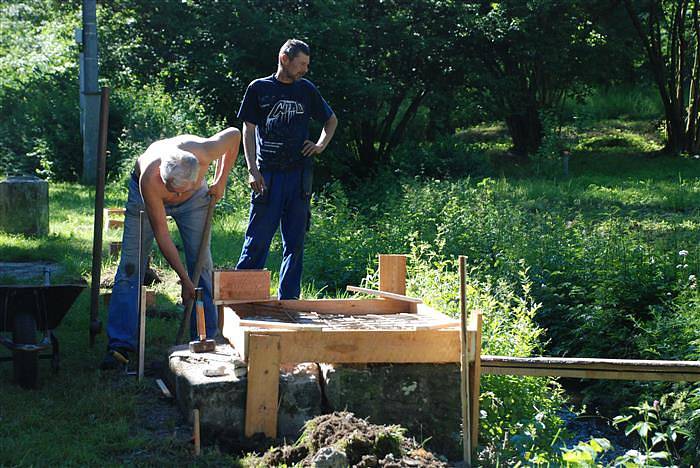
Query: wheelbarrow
xmin=0 ymin=283 xmax=86 ymax=388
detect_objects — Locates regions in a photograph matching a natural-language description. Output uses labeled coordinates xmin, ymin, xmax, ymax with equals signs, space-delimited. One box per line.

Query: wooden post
xmin=379 ymin=254 xmax=406 ymax=295
xmin=470 ymin=312 xmax=483 ymax=449
xmin=193 ymin=408 xmax=201 ymax=456
xmin=245 ymin=334 xmax=281 ymax=437
xmin=458 ymin=256 xmax=471 ymax=466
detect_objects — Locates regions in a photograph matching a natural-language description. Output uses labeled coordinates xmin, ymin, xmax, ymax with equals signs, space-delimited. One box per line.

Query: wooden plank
xmin=379 ymin=254 xmax=406 ymax=295
xmin=346 ymin=285 xmax=422 ymax=304
xmin=102 ymin=289 xmax=155 ymax=309
xmin=481 ymin=355 xmax=700 ymax=373
xmin=480 ymin=355 xmax=700 ymax=381
xmin=213 ymin=297 xmax=276 ymax=306
xmin=234 ymin=298 xmax=411 ymax=315
xmin=238 ymin=319 xmax=324 ymax=330
xmin=245 ymin=334 xmax=280 ymax=437
xmin=470 ymin=312 xmax=483 ymax=449
xmin=481 ymin=366 xmax=700 ymax=382
xmin=214 ymin=270 xmax=270 ymax=301
xmin=236 ymin=329 xmax=466 ymax=364
xmin=222 ymin=308 xmax=248 ymax=355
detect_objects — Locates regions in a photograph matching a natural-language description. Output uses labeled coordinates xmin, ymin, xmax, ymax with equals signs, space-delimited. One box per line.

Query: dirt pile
xmin=251 ymin=412 xmax=449 ymax=467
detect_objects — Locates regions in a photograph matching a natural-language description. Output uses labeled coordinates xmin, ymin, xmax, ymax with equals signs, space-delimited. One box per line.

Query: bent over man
xmin=101 ymin=128 xmax=240 ymax=369
xmin=236 ymin=38 xmax=338 ymax=299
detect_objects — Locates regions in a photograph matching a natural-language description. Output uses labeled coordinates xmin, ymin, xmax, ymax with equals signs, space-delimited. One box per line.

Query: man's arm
xmin=140 ymin=182 xmax=195 ymax=303
xmin=201 ymin=127 xmax=241 ymax=201
xmin=243 ymin=121 xmax=265 ymax=194
xmin=302 ymin=113 xmax=338 ymax=157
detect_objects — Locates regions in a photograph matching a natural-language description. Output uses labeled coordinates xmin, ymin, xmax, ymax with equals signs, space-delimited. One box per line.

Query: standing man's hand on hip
xmin=302 ymin=140 xmax=324 ymax=157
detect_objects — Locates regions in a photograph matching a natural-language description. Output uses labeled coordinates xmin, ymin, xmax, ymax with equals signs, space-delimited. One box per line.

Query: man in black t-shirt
xmin=236 ymin=39 xmax=338 ymax=299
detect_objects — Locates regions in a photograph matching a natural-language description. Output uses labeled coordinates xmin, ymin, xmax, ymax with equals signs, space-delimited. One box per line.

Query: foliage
xmin=623 ymin=0 xmax=700 ymax=154
xmin=612 ymin=399 xmax=687 ymax=466
xmin=0 ymin=1 xmax=80 ymax=179
xmin=462 ymin=0 xmax=614 ymax=155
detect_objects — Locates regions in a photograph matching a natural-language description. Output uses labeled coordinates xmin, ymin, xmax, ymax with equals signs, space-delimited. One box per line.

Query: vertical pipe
xmin=89 ymin=87 xmax=109 ymax=347
xmin=81 ymin=0 xmax=99 ymax=184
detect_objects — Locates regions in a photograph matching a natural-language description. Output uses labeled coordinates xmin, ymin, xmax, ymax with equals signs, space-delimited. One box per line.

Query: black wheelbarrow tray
xmin=0 ymin=283 xmax=86 ymax=388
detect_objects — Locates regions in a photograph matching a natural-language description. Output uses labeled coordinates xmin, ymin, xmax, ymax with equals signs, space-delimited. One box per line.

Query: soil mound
xmin=251 ymin=411 xmax=448 ymax=467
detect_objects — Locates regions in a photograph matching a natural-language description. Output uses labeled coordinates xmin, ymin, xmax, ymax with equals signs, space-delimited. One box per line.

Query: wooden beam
xmin=245 ymin=334 xmax=280 ymax=437
xmin=346 ymin=285 xmax=422 ymax=304
xmin=213 ymin=270 xmax=271 ymax=301
xmin=481 ymin=355 xmax=700 ymax=381
xmin=237 ymin=329 xmax=466 ymax=364
xmin=379 ymin=254 xmax=406 ymax=295
xmin=232 ymin=298 xmax=412 ymax=315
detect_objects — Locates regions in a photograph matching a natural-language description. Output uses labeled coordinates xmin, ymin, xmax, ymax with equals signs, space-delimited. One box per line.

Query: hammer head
xmin=189 ymin=339 xmax=216 ymax=353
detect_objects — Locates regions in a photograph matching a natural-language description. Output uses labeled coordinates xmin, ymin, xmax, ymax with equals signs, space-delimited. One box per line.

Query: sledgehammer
xmin=190 ymin=287 xmax=215 ymax=353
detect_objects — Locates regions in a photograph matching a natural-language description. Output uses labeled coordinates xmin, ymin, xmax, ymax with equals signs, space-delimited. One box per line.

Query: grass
xmin=3 ymin=117 xmax=700 ymax=464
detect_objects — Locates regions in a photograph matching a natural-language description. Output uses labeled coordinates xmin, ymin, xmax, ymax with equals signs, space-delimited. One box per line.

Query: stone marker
xmin=0 ymin=175 xmax=49 ymax=236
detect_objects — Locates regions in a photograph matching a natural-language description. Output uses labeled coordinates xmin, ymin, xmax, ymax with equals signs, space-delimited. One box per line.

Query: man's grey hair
xmin=279 ymin=39 xmax=310 ymax=60
xmin=159 ymin=150 xmax=199 ymax=188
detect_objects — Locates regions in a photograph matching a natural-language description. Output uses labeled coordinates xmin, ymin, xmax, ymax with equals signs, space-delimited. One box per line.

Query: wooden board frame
xmin=223 ymin=301 xmax=478 ymax=439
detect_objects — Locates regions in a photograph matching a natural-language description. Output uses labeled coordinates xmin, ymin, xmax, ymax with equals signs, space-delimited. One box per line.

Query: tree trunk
xmin=505 ymin=106 xmax=542 ymax=156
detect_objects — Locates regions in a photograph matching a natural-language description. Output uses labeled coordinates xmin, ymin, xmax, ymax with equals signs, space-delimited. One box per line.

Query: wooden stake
xmin=459 ymin=256 xmax=471 ymax=466
xmin=379 ymin=254 xmax=407 ymax=295
xmin=470 ymin=312 xmax=483 ymax=449
xmin=193 ymin=408 xmax=201 ymax=456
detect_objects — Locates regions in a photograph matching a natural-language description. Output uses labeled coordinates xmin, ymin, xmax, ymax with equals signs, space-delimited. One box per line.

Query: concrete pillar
xmin=0 ymin=176 xmax=49 ymax=236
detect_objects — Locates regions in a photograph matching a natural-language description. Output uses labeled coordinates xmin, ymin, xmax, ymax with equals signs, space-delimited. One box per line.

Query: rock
xmin=167 ymin=345 xmax=322 ymax=441
xmin=312 ymin=446 xmax=348 ymax=468
xmin=0 ymin=176 xmax=48 ymax=236
xmin=323 ymin=363 xmax=463 ymax=459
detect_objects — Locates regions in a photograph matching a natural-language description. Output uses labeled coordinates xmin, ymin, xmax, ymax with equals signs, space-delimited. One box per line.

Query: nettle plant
xmin=612 ymin=399 xmax=688 ymax=467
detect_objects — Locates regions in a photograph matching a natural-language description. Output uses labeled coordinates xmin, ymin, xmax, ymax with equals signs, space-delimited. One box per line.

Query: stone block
xmin=0 ymin=176 xmax=49 ymax=236
xmin=322 ymin=363 xmax=463 ymax=459
xmin=167 ymin=344 xmax=322 ymax=442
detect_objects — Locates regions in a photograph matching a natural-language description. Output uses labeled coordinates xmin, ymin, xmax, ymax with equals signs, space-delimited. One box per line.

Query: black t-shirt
xmin=238 ymin=74 xmax=334 ymax=171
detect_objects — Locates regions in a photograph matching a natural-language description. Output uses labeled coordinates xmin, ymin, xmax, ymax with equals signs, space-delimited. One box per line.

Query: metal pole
xmin=89 ymin=87 xmax=109 ymax=347
xmin=81 ymin=0 xmax=99 ymax=185
xmin=137 ymin=210 xmax=145 ymax=380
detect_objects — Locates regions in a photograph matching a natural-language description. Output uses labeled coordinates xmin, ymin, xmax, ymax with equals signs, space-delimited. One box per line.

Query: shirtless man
xmin=101 ymin=128 xmax=240 ymax=369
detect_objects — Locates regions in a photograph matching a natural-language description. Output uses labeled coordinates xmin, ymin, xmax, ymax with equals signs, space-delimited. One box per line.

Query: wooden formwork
xmin=216 ymin=255 xmax=483 ymax=444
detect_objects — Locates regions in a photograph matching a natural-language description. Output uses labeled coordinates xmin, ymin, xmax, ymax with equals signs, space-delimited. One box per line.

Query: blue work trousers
xmin=236 ymin=168 xmax=310 ymax=299
xmin=106 ymin=177 xmax=217 ymax=351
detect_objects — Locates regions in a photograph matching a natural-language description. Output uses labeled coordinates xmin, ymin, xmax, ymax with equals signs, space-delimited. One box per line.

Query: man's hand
xmin=302 ymin=140 xmax=324 ymax=157
xmin=207 ymin=180 xmax=226 ymax=202
xmin=181 ymin=277 xmax=196 ymax=304
xmin=248 ymin=168 xmax=266 ymax=194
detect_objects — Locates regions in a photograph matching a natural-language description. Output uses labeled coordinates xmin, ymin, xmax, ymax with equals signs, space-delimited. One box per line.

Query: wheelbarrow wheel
xmin=12 ymin=310 xmax=39 ymax=389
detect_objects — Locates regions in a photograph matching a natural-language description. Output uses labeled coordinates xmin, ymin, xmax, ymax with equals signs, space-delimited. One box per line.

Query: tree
xmin=463 ymin=1 xmax=609 ymax=155
xmin=623 ymin=0 xmax=700 ymax=153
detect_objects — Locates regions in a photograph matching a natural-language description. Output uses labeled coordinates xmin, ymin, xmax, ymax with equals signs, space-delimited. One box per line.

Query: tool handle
xmin=195 ymin=288 xmax=206 ymax=339
xmin=175 ymin=196 xmax=217 ymax=344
